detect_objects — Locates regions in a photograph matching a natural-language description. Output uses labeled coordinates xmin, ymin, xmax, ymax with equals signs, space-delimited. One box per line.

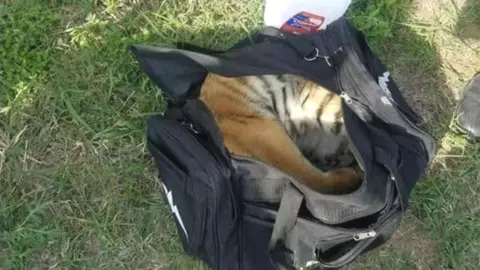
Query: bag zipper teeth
xmin=320 ymin=31 xmax=366 ymax=173
xmin=339 ymin=94 xmax=366 ymax=170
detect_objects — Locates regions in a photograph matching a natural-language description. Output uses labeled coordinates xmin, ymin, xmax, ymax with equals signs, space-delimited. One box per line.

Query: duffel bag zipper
xmin=340 ymin=92 xmax=401 ymax=223
xmin=339 ymin=93 xmax=367 ymax=172
xmin=316 ymin=38 xmax=366 ymax=173
xmin=319 ymin=34 xmax=367 ymax=173
xmin=341 ymin=92 xmax=401 ymax=213
xmin=180 ymin=118 xmax=226 ymax=268
xmin=318 ymin=229 xmax=378 ymax=245
xmin=318 ymin=206 xmax=401 ymax=244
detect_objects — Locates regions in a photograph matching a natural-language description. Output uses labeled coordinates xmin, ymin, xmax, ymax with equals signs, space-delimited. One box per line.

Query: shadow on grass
xmin=348 ymin=0 xmax=480 ymax=269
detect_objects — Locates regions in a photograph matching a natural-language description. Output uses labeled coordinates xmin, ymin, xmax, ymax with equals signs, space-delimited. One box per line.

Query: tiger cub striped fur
xmin=199 ymin=73 xmax=362 ymax=194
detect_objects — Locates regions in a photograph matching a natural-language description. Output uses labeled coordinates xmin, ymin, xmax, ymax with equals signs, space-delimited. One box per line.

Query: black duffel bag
xmin=130 ymin=17 xmax=435 ymax=270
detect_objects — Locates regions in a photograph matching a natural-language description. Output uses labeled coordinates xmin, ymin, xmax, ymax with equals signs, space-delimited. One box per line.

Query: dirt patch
xmin=387 ymin=212 xmax=440 ymax=269
xmin=457 ymin=23 xmax=480 ymax=40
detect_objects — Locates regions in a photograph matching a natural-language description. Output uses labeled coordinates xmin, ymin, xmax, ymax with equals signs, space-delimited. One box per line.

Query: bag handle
xmin=313 ymin=146 xmax=408 ymax=268
xmin=268 ymin=184 xmax=382 ymax=269
xmin=268 ymin=181 xmax=400 ymax=269
xmin=268 ymin=184 xmax=304 ymax=250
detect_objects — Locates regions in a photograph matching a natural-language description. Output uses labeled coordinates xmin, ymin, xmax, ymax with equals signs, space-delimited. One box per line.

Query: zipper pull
xmin=181 ymin=120 xmax=201 ymax=134
xmin=340 ymin=91 xmax=353 ymax=104
xmin=353 ymin=230 xmax=377 ymax=241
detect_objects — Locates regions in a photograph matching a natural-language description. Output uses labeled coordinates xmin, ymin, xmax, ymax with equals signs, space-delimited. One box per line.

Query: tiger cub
xmin=199 ymin=73 xmax=362 ymax=194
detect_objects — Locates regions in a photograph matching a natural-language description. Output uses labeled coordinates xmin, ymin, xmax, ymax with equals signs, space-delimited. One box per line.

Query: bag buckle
xmin=303 ymin=48 xmax=333 ymax=67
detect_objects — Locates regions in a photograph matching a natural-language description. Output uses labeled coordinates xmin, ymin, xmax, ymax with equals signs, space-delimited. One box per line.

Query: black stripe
xmin=269 ymin=91 xmax=278 ymax=114
xmin=296 ymin=78 xmax=305 ymax=93
xmin=289 ymin=79 xmax=297 ymax=98
xmin=246 ymin=95 xmax=272 ymax=115
xmin=282 ymin=86 xmax=290 ymax=118
xmin=282 ymin=86 xmax=300 ymax=138
xmin=251 ymin=88 xmax=270 ymax=104
xmin=316 ymin=93 xmax=334 ymax=128
xmin=259 ymin=75 xmax=273 ymax=91
xmin=301 ymin=88 xmax=312 ymax=107
xmin=276 ymin=74 xmax=287 ymax=83
xmin=290 ymin=81 xmax=297 ymax=99
xmin=288 ymin=119 xmax=300 ymax=139
xmin=239 ymin=77 xmax=269 ymax=103
xmin=259 ymin=76 xmax=278 ymax=114
xmin=332 ymin=111 xmax=343 ymax=135
xmin=218 ymin=80 xmax=268 ymax=115
xmin=234 ymin=77 xmax=250 ymax=89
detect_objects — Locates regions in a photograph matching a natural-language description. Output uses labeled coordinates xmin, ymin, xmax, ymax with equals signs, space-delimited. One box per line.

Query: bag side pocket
xmin=147 ymin=117 xmax=211 ymax=255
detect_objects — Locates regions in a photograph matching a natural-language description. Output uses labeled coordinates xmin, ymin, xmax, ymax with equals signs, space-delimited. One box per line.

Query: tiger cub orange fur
xmin=199 ymin=73 xmax=363 ymax=194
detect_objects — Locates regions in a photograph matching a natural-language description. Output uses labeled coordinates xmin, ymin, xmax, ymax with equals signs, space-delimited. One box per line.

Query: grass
xmin=1 ymin=0 xmax=479 ymax=269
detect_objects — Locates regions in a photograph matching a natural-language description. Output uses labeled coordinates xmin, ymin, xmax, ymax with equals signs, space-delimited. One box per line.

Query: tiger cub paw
xmin=325 ymin=166 xmax=363 ymax=194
